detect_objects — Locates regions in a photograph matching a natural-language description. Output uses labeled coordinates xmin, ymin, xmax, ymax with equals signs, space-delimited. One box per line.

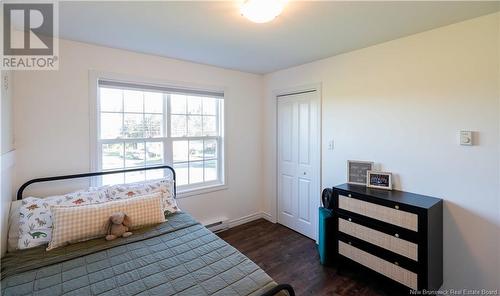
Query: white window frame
xmin=89 ymin=71 xmax=227 ymax=198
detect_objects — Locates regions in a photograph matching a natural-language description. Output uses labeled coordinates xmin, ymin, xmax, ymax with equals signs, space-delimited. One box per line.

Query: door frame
xmin=274 ymin=83 xmax=322 ymax=241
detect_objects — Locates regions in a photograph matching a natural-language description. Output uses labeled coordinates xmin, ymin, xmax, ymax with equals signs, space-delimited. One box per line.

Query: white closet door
xmin=277 ymin=91 xmax=320 ymax=240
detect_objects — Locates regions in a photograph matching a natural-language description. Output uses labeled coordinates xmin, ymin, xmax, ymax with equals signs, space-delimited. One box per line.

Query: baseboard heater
xmin=205 ymin=219 xmax=229 ymax=233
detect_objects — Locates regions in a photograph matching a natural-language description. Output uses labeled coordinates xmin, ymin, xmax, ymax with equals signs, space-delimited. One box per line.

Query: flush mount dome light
xmin=240 ymin=0 xmax=286 ymax=23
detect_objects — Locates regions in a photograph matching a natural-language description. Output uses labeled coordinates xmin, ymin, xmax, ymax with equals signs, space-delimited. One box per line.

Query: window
xmin=95 ymin=79 xmax=224 ymax=193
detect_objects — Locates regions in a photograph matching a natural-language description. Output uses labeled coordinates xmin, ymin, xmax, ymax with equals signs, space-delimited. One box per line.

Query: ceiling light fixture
xmin=240 ymin=0 xmax=286 ymax=24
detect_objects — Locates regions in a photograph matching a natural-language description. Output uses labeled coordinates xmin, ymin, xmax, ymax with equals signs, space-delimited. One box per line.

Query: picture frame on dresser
xmin=347 ymin=160 xmax=374 ymax=186
xmin=367 ymin=170 xmax=392 ymax=190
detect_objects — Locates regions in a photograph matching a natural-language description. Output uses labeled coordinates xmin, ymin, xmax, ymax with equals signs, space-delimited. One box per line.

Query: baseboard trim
xmin=228 ymin=212 xmax=263 ymax=228
xmin=226 ymin=212 xmax=277 ymax=229
xmin=261 ymin=212 xmax=276 ymax=223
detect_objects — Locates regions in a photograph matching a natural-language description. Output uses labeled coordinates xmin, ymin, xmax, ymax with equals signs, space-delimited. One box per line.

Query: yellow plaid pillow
xmin=47 ymin=192 xmax=165 ymax=250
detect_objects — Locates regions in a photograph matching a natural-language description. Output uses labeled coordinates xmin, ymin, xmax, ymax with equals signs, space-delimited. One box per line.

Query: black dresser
xmin=331 ymin=183 xmax=443 ymax=292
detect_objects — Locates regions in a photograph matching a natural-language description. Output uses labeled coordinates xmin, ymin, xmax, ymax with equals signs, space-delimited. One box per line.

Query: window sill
xmin=176 ymin=184 xmax=228 ymax=199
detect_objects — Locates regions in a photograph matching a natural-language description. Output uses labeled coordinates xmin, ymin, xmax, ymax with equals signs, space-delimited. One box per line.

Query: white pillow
xmin=107 ymin=178 xmax=179 ymax=214
xmin=17 ymin=189 xmax=108 ymax=250
xmin=47 ymin=192 xmax=165 ymax=250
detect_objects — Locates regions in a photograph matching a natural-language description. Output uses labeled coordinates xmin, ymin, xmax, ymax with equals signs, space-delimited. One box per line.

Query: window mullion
xmin=143 ymin=140 xmax=146 ymax=170
xmin=169 ymin=136 xmax=218 ymax=141
xmin=122 ymin=141 xmax=126 ymax=170
xmin=121 ymin=90 xmax=126 ymax=175
xmin=142 ymin=91 xmax=146 ymax=141
xmin=216 ymin=100 xmax=220 ymax=137
xmin=165 ymin=93 xmax=170 ymax=139
xmin=142 ymin=92 xmax=146 ymax=172
xmin=201 ymin=98 xmax=204 ymax=137
xmin=120 ymin=90 xmax=125 ymax=174
xmin=202 ymin=139 xmax=206 ymax=182
xmin=165 ymin=93 xmax=173 ymax=167
xmin=121 ymin=90 xmax=125 ymax=141
xmin=100 ymin=138 xmax=164 ymax=144
xmin=187 ymin=140 xmax=191 ymax=184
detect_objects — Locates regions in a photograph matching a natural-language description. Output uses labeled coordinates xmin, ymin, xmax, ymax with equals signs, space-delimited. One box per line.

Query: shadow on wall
xmin=443 ymin=200 xmax=500 ymax=290
xmin=1 ymin=150 xmax=15 ymax=256
xmin=16 ymin=178 xmax=92 ymax=199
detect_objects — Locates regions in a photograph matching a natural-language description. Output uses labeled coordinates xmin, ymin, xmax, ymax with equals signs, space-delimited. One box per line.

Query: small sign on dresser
xmin=347 ymin=160 xmax=373 ymax=186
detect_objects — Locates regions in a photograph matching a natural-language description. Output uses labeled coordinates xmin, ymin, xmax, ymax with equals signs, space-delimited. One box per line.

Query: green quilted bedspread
xmin=1 ymin=213 xmax=277 ymax=296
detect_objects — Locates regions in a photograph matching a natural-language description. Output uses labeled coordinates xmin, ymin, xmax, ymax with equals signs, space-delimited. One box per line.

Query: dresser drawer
xmin=338 ymin=218 xmax=418 ymax=261
xmin=339 ymin=241 xmax=418 ymax=290
xmin=338 ymin=195 xmax=418 ymax=231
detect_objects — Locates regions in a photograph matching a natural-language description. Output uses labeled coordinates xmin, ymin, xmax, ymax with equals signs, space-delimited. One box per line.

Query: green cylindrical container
xmin=318 ymin=207 xmax=335 ymax=265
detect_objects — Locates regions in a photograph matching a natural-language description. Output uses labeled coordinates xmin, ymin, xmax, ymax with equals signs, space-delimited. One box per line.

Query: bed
xmin=1 ymin=166 xmax=294 ymax=296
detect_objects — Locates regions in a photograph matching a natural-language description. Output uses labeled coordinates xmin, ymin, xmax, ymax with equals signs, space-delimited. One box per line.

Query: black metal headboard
xmin=17 ymin=165 xmax=176 ymax=200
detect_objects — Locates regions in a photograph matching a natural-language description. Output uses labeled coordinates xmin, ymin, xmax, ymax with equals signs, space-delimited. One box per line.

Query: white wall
xmin=263 ymin=13 xmax=500 ymax=290
xmin=1 ymin=70 xmax=15 ymax=257
xmin=2 ymin=71 xmax=14 ymax=154
xmin=12 ymin=39 xmax=264 ymax=226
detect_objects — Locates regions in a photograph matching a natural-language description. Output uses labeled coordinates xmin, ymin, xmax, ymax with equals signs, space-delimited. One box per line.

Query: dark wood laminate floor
xmin=217 ymin=219 xmax=391 ymax=296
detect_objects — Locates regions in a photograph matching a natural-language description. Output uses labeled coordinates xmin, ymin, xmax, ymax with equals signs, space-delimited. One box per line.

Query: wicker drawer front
xmin=339 ymin=241 xmax=418 ymax=290
xmin=338 ymin=195 xmax=418 ymax=231
xmin=338 ymin=218 xmax=418 ymax=261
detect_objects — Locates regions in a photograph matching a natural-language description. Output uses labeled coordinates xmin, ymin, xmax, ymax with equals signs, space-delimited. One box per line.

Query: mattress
xmin=1 ymin=213 xmax=277 ymax=296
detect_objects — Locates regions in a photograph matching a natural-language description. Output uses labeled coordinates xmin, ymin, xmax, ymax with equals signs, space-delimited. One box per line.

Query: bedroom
xmin=0 ymin=1 xmax=499 ymax=295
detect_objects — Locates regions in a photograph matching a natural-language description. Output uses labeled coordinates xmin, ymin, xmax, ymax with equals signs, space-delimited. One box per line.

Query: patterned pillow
xmin=17 ymin=189 xmax=108 ymax=250
xmin=107 ymin=178 xmax=179 ymax=215
xmin=47 ymin=192 xmax=165 ymax=250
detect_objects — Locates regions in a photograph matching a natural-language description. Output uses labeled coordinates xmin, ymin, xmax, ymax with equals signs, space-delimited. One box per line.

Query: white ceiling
xmin=58 ymin=1 xmax=500 ymax=74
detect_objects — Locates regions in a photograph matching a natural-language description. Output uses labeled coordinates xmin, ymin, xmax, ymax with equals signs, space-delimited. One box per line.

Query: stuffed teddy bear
xmin=105 ymin=212 xmax=133 ymax=241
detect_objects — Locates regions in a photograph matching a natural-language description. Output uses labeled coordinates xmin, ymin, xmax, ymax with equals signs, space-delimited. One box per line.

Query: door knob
xmin=303 ymin=172 xmax=306 ymax=175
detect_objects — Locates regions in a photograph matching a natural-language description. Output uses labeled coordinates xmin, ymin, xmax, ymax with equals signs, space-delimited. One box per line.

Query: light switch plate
xmin=328 ymin=140 xmax=334 ymax=150
xmin=460 ymin=131 xmax=472 ymax=146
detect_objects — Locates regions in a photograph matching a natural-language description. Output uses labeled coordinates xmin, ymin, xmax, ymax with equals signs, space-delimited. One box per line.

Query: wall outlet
xmin=460 ymin=131 xmax=472 ymax=146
